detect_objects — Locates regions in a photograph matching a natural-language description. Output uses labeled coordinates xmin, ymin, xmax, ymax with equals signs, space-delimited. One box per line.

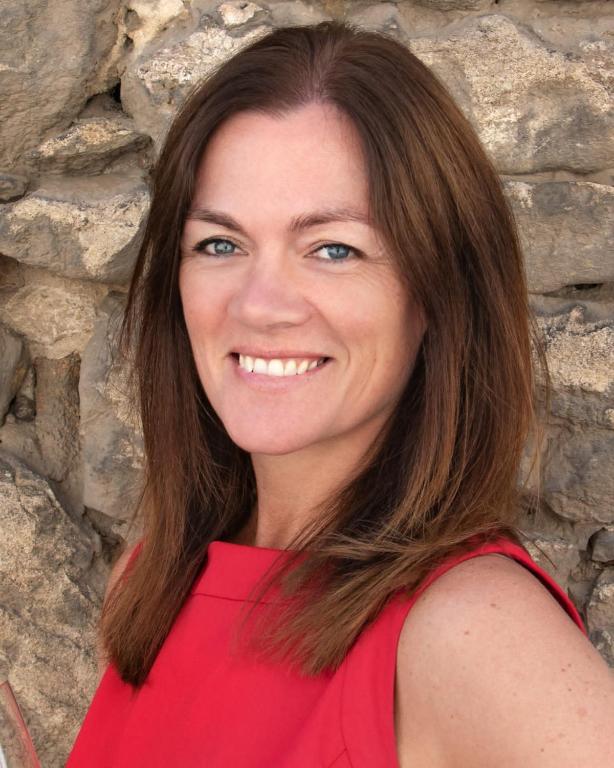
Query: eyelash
xmin=191 ymin=237 xmax=362 ymax=264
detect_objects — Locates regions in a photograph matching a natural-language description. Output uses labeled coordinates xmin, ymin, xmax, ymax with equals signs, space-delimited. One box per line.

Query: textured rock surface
xmin=587 ymin=567 xmax=614 ymax=666
xmin=0 ymin=266 xmax=109 ymax=359
xmin=528 ymin=298 xmax=614 ymax=524
xmin=121 ymin=22 xmax=268 ymax=151
xmin=506 ymin=180 xmax=614 ymax=294
xmin=0 ymin=451 xmax=105 ymax=767
xmin=22 ymin=116 xmax=153 ymax=177
xmin=0 ymin=325 xmax=29 ymax=423
xmin=0 ymin=0 xmax=612 ymax=763
xmin=0 ymin=0 xmax=123 ymax=170
xmin=408 ymin=14 xmax=613 ymax=174
xmin=79 ymin=292 xmax=144 ymax=535
xmin=0 ymin=172 xmax=150 ymax=283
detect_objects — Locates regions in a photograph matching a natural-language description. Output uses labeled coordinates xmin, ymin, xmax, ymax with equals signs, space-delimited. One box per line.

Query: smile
xmin=229 ymin=353 xmax=332 ymax=388
xmin=237 ymin=353 xmax=329 ymax=377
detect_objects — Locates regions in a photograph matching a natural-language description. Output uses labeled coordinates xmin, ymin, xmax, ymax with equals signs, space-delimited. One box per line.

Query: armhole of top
xmin=124 ymin=538 xmax=144 ymax=571
xmin=339 ymin=536 xmax=588 ymax=768
xmin=469 ymin=537 xmax=587 ymax=636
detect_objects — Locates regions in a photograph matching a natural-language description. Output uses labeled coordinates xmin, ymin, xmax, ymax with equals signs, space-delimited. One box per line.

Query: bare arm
xmin=395 ymin=554 xmax=614 ymax=768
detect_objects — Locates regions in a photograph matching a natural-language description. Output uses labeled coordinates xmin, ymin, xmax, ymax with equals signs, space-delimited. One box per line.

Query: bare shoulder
xmin=395 ymin=553 xmax=614 ymax=768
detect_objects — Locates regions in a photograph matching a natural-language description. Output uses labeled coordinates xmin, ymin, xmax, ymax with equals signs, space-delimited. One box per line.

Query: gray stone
xmin=0 ymin=325 xmax=28 ymax=424
xmin=531 ymin=297 xmax=614 ymax=430
xmin=348 ymin=3 xmax=404 ymax=33
xmin=0 ymin=450 xmax=105 ymax=766
xmin=267 ymin=2 xmax=327 ymax=27
xmin=23 ymin=116 xmax=153 ymax=177
xmin=121 ymin=22 xmax=268 ymax=152
xmin=590 ymin=528 xmax=614 ymax=564
xmin=79 ymin=292 xmax=144 ymax=531
xmin=0 ymin=171 xmax=150 ymax=283
xmin=586 ymin=567 xmax=614 ymax=667
xmin=116 ymin=0 xmax=190 ymax=58
xmin=0 ymin=173 xmax=29 ymax=203
xmin=522 ymin=534 xmax=581 ymax=593
xmin=218 ymin=2 xmax=263 ymax=26
xmin=0 ymin=0 xmax=123 ymax=169
xmin=34 ymin=354 xmax=80 ymax=483
xmin=0 ymin=267 xmax=109 ymax=359
xmin=408 ymin=14 xmax=613 ymax=173
xmin=525 ymin=299 xmax=614 ymax=525
xmin=542 ymin=423 xmax=614 ymax=525
xmin=505 ymin=179 xmax=614 ymax=294
xmin=411 ymin=0 xmax=489 ymax=8
xmin=12 ymin=364 xmax=36 ymax=423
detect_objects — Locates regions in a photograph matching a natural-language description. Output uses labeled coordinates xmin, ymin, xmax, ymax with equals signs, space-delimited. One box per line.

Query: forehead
xmin=190 ymin=104 xmax=370 ymax=216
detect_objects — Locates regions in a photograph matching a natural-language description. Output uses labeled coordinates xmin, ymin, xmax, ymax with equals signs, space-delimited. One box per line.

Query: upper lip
xmin=231 ymin=349 xmax=329 ymax=360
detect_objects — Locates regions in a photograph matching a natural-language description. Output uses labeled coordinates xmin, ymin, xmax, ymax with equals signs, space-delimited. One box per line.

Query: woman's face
xmin=179 ymin=103 xmax=426 ymax=457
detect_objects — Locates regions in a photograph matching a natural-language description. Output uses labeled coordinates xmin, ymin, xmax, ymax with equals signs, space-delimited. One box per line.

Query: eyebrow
xmin=185 ymin=205 xmax=373 ymax=235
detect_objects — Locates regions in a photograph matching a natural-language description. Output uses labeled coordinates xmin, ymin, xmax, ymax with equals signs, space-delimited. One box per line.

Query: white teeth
xmin=238 ymin=354 xmax=326 ymax=377
xmin=284 ymin=359 xmax=297 ymax=375
xmin=253 ymin=357 xmax=269 ymax=375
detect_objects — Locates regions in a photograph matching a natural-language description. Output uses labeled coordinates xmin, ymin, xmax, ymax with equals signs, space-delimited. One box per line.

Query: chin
xmin=223 ymin=426 xmax=321 ymax=456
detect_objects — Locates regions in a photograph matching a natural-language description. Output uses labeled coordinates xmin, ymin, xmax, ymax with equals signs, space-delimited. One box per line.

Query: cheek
xmin=179 ymin=267 xmax=219 ymax=337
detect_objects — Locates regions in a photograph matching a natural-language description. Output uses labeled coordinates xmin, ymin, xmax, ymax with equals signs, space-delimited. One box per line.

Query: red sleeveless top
xmin=66 ymin=535 xmax=587 ymax=767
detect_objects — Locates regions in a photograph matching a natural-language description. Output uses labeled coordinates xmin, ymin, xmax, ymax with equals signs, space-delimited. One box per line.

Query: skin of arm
xmin=395 ymin=553 xmax=614 ymax=768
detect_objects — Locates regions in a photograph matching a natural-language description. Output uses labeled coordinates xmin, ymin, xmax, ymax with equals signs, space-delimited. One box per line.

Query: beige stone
xmin=505 ymin=180 xmax=614 ymax=294
xmin=409 ymin=14 xmax=613 ymax=173
xmin=0 ymin=172 xmax=150 ymax=283
xmin=121 ymin=24 xmax=270 ymax=151
xmin=23 ymin=116 xmax=152 ymax=177
xmin=79 ymin=292 xmax=144 ymax=530
xmin=0 ymin=268 xmax=108 ymax=359
xmin=0 ymin=450 xmax=105 ymax=766
xmin=586 ymin=567 xmax=614 ymax=666
xmin=0 ymin=0 xmax=123 ymax=169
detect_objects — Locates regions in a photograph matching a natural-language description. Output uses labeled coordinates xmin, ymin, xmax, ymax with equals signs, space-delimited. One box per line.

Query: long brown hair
xmin=100 ymin=20 xmax=548 ymax=686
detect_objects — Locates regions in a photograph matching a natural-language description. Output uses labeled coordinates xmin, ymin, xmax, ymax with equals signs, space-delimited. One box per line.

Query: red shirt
xmin=66 ymin=535 xmax=587 ymax=767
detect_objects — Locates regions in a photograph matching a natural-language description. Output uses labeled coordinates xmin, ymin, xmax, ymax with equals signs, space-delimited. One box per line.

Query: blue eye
xmin=315 ymin=243 xmax=360 ymax=263
xmin=191 ymin=238 xmax=361 ymax=263
xmin=192 ymin=237 xmax=237 ymax=256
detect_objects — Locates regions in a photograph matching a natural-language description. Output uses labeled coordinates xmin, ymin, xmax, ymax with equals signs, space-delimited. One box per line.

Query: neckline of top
xmin=189 ymin=539 xmax=301 ymax=602
xmin=210 ymin=539 xmax=297 ymax=553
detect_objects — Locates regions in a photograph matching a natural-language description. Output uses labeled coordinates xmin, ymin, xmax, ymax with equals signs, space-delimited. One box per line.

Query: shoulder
xmin=395 ymin=553 xmax=614 ymax=768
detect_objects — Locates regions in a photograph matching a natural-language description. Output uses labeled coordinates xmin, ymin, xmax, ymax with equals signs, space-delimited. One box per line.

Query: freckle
xmin=490 ymin=602 xmax=498 ymax=608
xmin=561 ymin=668 xmax=566 ymax=672
xmin=566 ymin=662 xmax=572 ymax=667
xmin=567 ymin=687 xmax=572 ymax=692
xmin=464 ymin=630 xmax=470 ymax=635
xmin=577 ymin=707 xmax=587 ymax=717
xmin=540 ymin=747 xmax=545 ymax=753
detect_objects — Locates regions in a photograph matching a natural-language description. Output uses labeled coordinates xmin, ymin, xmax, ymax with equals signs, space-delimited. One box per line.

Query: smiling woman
xmin=178 ymin=103 xmax=425 ymax=470
xmin=66 ymin=19 xmax=614 ymax=768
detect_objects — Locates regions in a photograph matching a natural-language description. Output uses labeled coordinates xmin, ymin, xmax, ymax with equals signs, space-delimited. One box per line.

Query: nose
xmin=226 ymin=252 xmax=312 ymax=329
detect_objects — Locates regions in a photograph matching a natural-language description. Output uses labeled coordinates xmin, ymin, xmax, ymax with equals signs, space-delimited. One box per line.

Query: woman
xmin=67 ymin=20 xmax=614 ymax=767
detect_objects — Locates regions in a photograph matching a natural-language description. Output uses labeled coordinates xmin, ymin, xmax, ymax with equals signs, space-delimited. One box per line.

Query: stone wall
xmin=0 ymin=1 xmax=612 ymax=765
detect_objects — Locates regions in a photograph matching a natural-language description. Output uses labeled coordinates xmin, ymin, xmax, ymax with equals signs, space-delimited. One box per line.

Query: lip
xmin=230 ymin=349 xmax=330 ymax=361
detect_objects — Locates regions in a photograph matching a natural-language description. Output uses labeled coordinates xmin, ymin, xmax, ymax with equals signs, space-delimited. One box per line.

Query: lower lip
xmin=229 ymin=354 xmax=332 ymax=390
